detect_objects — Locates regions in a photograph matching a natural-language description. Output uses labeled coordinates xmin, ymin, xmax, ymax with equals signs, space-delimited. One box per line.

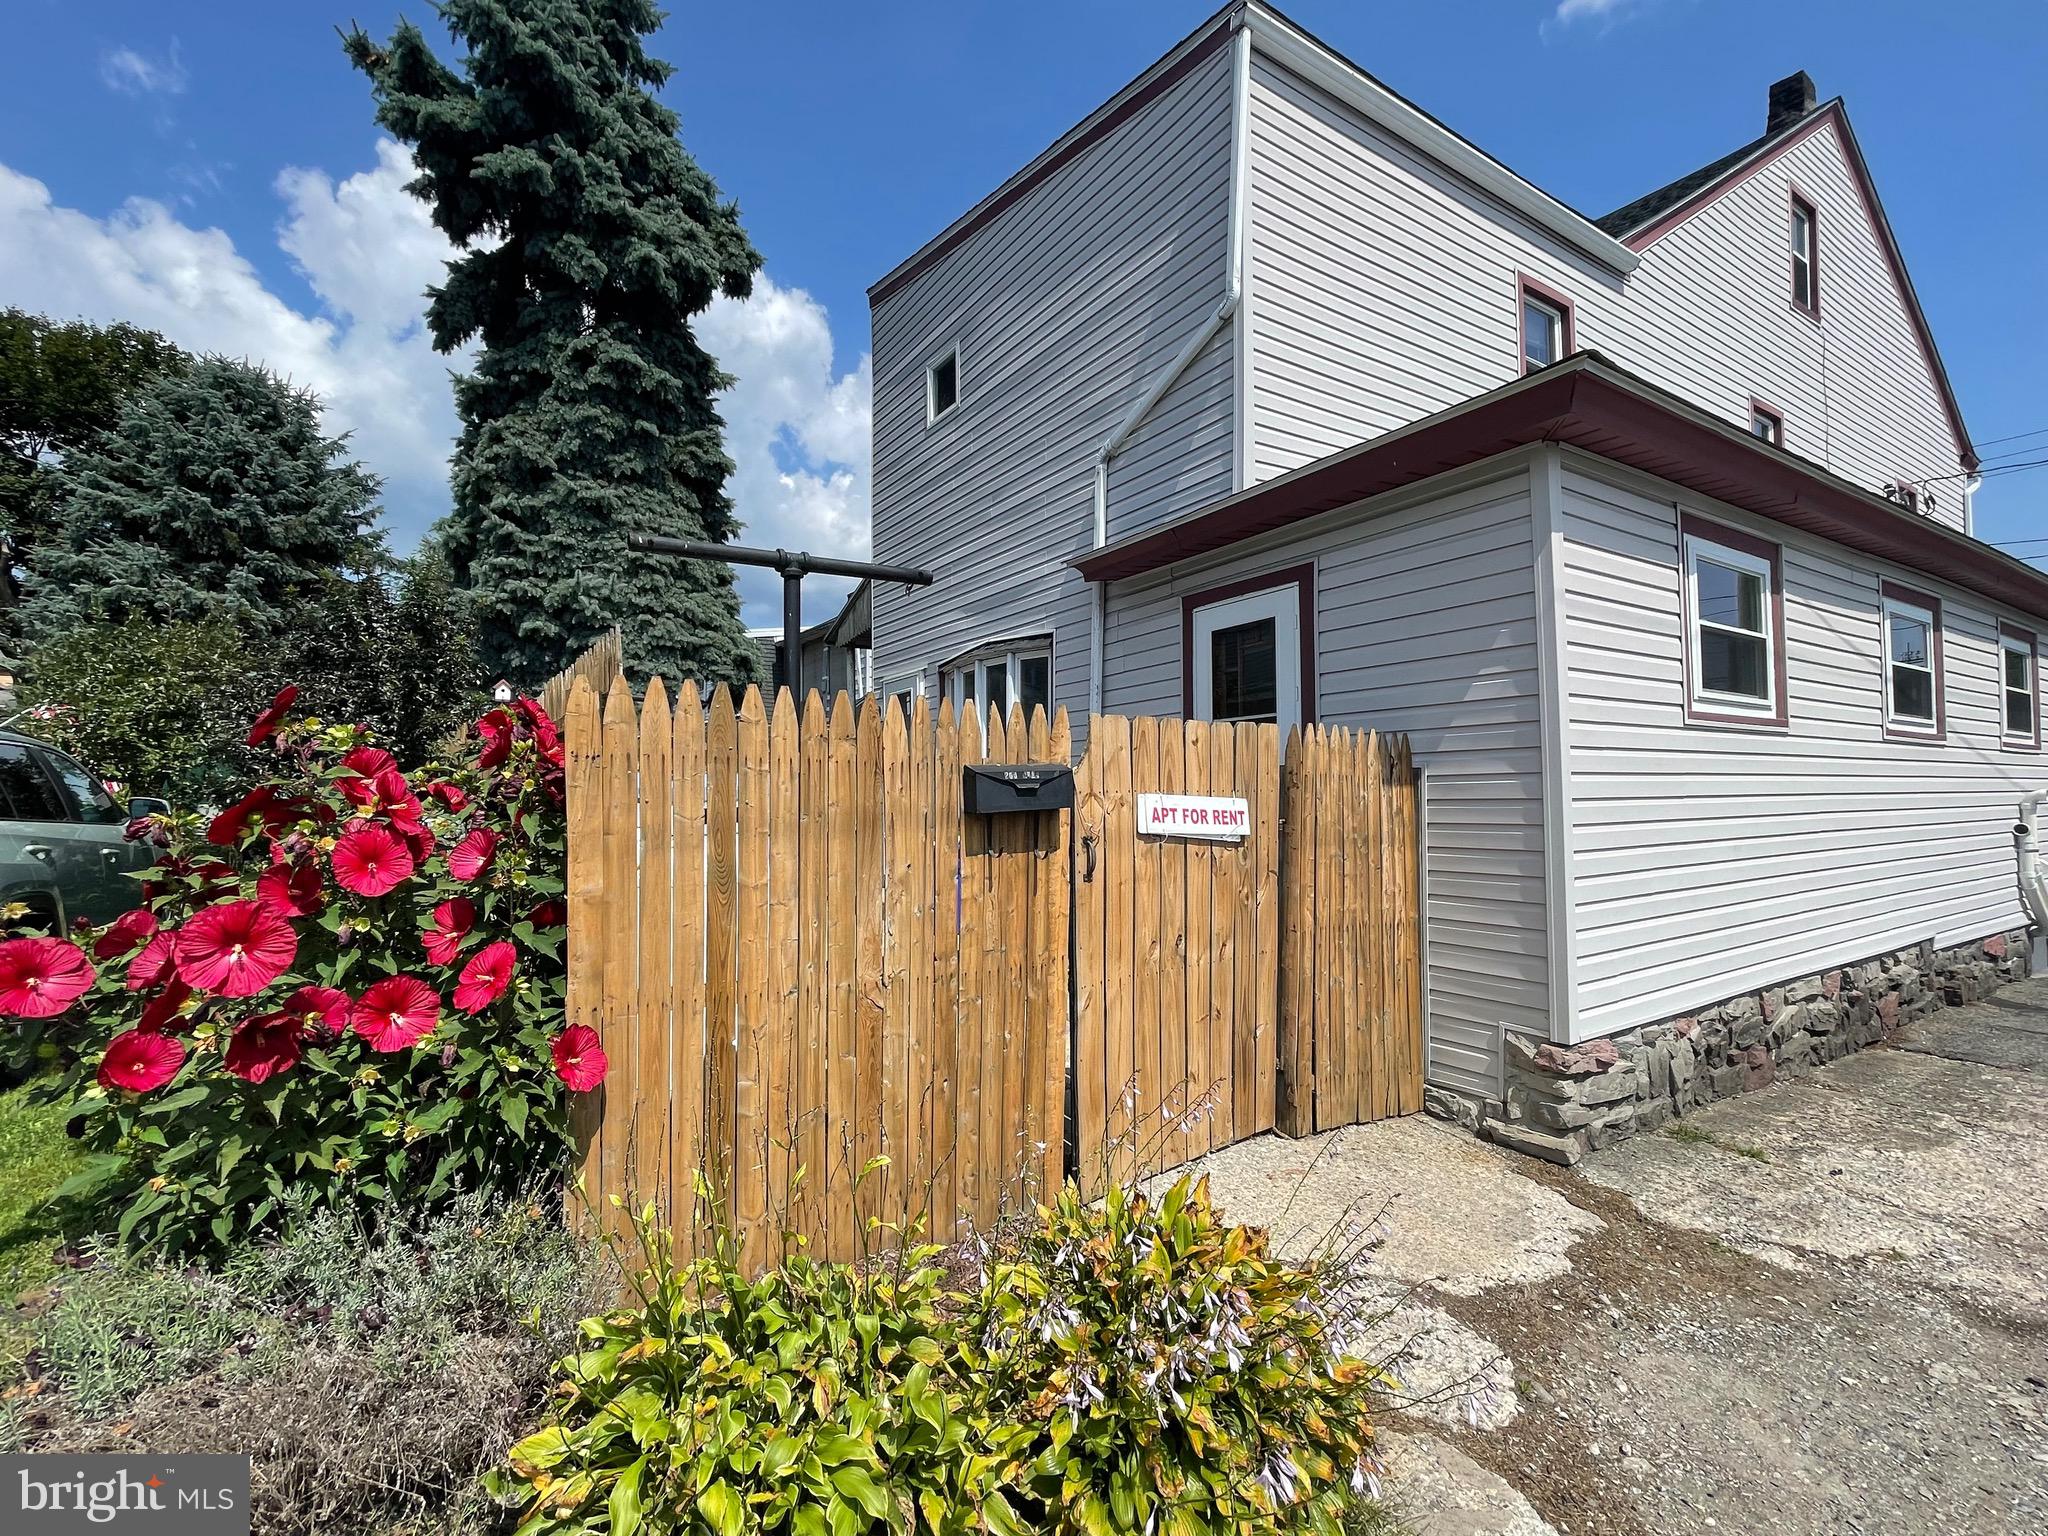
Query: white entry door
xmin=1189 ymin=583 xmax=1302 ymax=737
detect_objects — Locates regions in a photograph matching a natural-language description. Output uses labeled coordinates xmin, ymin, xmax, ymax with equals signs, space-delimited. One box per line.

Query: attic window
xmin=1518 ymin=276 xmax=1573 ymax=374
xmin=1748 ymin=403 xmax=1783 ymax=446
xmin=1789 ymin=194 xmax=1819 ymax=315
xmin=926 ymin=350 xmax=959 ymax=424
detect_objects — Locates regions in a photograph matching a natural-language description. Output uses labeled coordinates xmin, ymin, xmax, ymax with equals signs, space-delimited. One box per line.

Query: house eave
xmin=1072 ymin=354 xmax=2045 ymax=620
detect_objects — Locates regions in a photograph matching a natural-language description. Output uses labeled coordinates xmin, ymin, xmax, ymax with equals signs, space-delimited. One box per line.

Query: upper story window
xmin=1518 ymin=276 xmax=1573 ymax=374
xmin=1680 ymin=514 xmax=1786 ymax=728
xmin=1878 ymin=582 xmax=1943 ymax=740
xmin=1789 ymin=193 xmax=1819 ymax=315
xmin=926 ymin=349 xmax=959 ymax=425
xmin=1183 ymin=566 xmax=1315 ymax=738
xmin=1748 ymin=402 xmax=1783 ymax=447
xmin=2001 ymin=625 xmax=2040 ymax=748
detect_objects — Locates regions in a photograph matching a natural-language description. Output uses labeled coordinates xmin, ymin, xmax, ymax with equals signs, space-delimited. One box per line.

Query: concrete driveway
xmin=1186 ymin=976 xmax=2048 ymax=1535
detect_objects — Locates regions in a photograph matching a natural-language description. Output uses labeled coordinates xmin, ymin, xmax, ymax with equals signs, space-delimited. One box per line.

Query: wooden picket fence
xmin=1276 ymin=725 xmax=1425 ymax=1135
xmin=564 ymin=677 xmax=1070 ymax=1270
xmin=539 ymin=627 xmax=623 ymax=728
xmin=1070 ymin=715 xmax=1283 ymax=1193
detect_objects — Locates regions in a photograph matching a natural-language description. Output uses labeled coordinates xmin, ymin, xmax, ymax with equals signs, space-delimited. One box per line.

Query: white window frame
xmin=943 ymin=640 xmax=1051 ymax=741
xmin=1749 ymin=405 xmax=1783 ymax=446
xmin=1682 ymin=532 xmax=1778 ymax=720
xmin=1879 ymin=592 xmax=1940 ymax=735
xmin=878 ymin=670 xmax=923 ymax=715
xmin=2001 ymin=631 xmax=2039 ymax=746
xmin=1789 ymin=196 xmax=1818 ymax=314
xmin=925 ymin=348 xmax=959 ymax=425
xmin=1190 ymin=584 xmax=1303 ymax=737
xmin=1521 ymin=295 xmax=1564 ymax=373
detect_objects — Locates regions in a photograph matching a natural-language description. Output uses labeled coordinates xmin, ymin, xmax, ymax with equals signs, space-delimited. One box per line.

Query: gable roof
xmin=1072 ymin=353 xmax=2044 ymax=622
xmin=1598 ymin=100 xmax=1976 ymax=472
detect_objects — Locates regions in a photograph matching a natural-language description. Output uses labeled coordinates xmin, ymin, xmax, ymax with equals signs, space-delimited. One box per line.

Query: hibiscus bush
xmin=0 ymin=687 xmax=606 ymax=1255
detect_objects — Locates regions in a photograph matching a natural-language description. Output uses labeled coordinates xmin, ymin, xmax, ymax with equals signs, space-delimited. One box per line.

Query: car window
xmin=37 ymin=747 xmax=125 ymax=826
xmin=0 ymin=744 xmax=66 ymax=823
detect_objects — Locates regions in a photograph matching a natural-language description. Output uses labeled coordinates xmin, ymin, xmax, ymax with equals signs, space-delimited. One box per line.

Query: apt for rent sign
xmin=1135 ymin=793 xmax=1251 ymax=842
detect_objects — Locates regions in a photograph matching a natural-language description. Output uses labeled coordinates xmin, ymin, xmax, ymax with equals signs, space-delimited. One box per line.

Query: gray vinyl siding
xmin=1244 ymin=54 xmax=1968 ymax=519
xmin=1101 ymin=472 xmax=1548 ymax=1099
xmin=1557 ymin=462 xmax=2040 ymax=1040
xmin=868 ymin=47 xmax=1236 ymax=717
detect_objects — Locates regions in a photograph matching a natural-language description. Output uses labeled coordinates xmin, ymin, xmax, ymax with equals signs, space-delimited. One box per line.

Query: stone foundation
xmin=1433 ymin=929 xmax=2033 ymax=1165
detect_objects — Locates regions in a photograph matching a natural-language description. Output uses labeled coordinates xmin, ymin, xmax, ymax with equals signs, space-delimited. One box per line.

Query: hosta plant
xmin=975 ymin=1174 xmax=1389 ymax=1536
xmin=0 ymin=687 xmax=604 ymax=1254
xmin=491 ymin=1197 xmax=1037 ymax=1536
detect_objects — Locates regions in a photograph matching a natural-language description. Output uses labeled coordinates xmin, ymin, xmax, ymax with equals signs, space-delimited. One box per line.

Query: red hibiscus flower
xmin=124 ymin=813 xmax=169 ymax=845
xmin=281 ymin=984 xmax=349 ymax=1038
xmin=256 ymin=856 xmax=325 ymax=917
xmin=402 ymin=822 xmax=437 ymax=864
xmin=139 ymin=978 xmax=196 ymax=1033
xmin=174 ymin=900 xmax=297 ymax=997
xmin=341 ymin=766 xmax=424 ymax=829
xmin=350 ymin=975 xmax=441 ymax=1052
xmin=330 ymin=822 xmax=417 ymax=899
xmin=526 ymin=898 xmax=566 ymax=929
xmin=516 ymin=698 xmax=564 ymax=765
xmin=99 ymin=1028 xmax=186 ymax=1092
xmin=476 ymin=709 xmax=514 ymax=769
xmin=246 ymin=685 xmax=299 ymax=746
xmin=551 ymin=1025 xmax=608 ymax=1092
xmin=207 ymin=785 xmax=304 ymax=847
xmin=425 ymin=781 xmax=469 ymax=814
xmin=447 ymin=827 xmax=499 ymax=882
xmin=93 ymin=909 xmax=158 ymax=961
xmin=341 ymin=745 xmax=398 ymax=779
xmin=422 ymin=898 xmax=475 ymax=965
xmin=127 ymin=929 xmax=178 ymax=990
xmin=453 ymin=940 xmax=516 ymax=1013
xmin=0 ymin=937 xmax=97 ymax=1018
xmin=224 ymin=1013 xmax=304 ymax=1083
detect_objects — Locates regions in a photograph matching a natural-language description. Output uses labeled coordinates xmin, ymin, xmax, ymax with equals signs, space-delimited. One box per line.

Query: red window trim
xmin=1877 ymin=579 xmax=1945 ymax=743
xmin=1179 ymin=563 xmax=1318 ymax=726
xmin=1747 ymin=397 xmax=1785 ymax=448
xmin=1999 ymin=621 xmax=2041 ymax=751
xmin=1788 ymin=186 xmax=1821 ymax=320
xmin=1517 ymin=273 xmax=1576 ymax=375
xmin=1678 ymin=512 xmax=1789 ymax=730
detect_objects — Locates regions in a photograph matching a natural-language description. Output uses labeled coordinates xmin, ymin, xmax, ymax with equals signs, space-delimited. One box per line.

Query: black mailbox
xmin=963 ymin=762 xmax=1075 ymax=815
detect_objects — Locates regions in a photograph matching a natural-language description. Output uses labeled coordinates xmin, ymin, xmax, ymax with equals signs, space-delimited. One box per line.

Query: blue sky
xmin=1 ymin=0 xmax=2042 ymax=622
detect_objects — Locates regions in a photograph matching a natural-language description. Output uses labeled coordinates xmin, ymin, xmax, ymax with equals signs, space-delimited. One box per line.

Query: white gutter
xmin=1089 ymin=13 xmax=1253 ymax=717
xmin=2016 ymin=790 xmax=2048 ymax=936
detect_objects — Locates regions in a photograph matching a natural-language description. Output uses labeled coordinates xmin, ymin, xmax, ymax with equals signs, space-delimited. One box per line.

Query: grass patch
xmin=1661 ymin=1120 xmax=1772 ymax=1163
xmin=0 ymin=1078 xmax=87 ymax=1301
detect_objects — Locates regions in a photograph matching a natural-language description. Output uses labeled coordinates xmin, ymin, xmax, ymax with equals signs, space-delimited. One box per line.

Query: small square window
xmin=926 ymin=351 xmax=958 ymax=424
xmin=1522 ymin=295 xmax=1564 ymax=372
xmin=1749 ymin=405 xmax=1783 ymax=446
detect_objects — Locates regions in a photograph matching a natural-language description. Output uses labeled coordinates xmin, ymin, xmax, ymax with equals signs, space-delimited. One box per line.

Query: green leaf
xmin=696 ymin=1480 xmax=744 ymax=1536
xmin=607 ymin=1455 xmax=644 ymax=1536
xmin=983 ymin=1491 xmax=1029 ymax=1536
xmin=829 ymin=1466 xmax=889 ymax=1520
xmin=813 ymin=1430 xmax=873 ymax=1468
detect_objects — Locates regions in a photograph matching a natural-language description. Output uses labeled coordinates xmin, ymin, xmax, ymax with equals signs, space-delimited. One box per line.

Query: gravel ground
xmin=1195 ymin=978 xmax=2048 ymax=1536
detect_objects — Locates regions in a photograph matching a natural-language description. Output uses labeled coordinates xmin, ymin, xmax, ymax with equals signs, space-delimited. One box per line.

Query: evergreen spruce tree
xmin=24 ymin=356 xmax=383 ymax=642
xmin=346 ymin=0 xmax=764 ymax=688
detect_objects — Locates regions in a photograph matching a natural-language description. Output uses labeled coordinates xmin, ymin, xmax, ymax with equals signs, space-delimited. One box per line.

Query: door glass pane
xmin=39 ymin=749 xmax=124 ymax=825
xmin=1888 ymin=614 xmax=1929 ymax=671
xmin=1696 ymin=560 xmax=1762 ymax=631
xmin=982 ymin=661 xmax=1007 ymax=718
xmin=1018 ymin=653 xmax=1050 ymax=716
xmin=1209 ymin=618 xmax=1279 ymax=723
xmin=1700 ymin=629 xmax=1768 ymax=699
xmin=1891 ymin=666 xmax=1933 ymax=721
xmin=0 ymin=745 xmax=64 ymax=822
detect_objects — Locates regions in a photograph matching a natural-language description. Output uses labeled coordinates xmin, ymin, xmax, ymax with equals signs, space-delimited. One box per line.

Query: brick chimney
xmin=1767 ymin=72 xmax=1816 ymax=135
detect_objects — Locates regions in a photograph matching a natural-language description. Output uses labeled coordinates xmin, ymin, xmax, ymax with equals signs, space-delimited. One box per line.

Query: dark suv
xmin=0 ymin=730 xmax=163 ymax=928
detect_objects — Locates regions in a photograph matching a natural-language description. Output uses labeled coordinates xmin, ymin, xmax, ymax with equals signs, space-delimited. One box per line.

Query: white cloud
xmin=698 ymin=277 xmax=873 ymax=625
xmin=0 ymin=145 xmax=873 ymax=626
xmin=100 ymin=44 xmax=187 ymax=97
xmin=1550 ymin=0 xmax=1645 ymax=25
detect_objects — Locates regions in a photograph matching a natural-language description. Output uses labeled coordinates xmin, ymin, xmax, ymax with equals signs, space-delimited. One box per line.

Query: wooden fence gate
xmin=564 ymin=675 xmax=1423 ymax=1265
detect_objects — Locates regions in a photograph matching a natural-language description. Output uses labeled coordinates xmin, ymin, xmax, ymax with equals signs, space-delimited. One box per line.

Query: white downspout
xmin=2016 ymin=790 xmax=2048 ymax=937
xmin=1089 ymin=13 xmax=1252 ymax=717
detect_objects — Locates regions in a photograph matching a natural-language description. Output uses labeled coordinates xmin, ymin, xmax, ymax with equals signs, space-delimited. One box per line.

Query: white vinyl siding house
xmin=867 ymin=37 xmax=1237 ymax=718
